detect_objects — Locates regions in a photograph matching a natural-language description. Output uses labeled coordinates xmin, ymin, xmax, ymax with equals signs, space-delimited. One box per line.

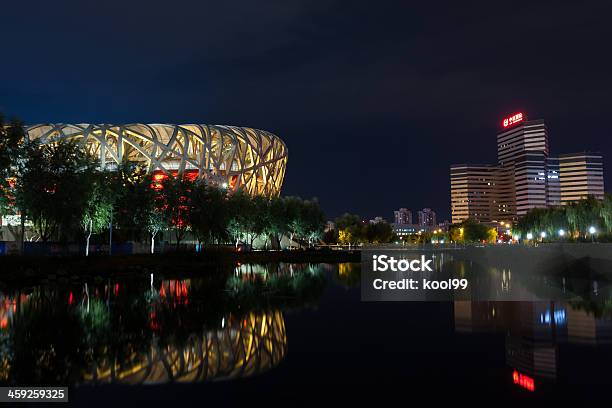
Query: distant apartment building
xmin=417 ymin=208 xmax=437 ymax=228
xmin=369 ymin=216 xmax=386 ymax=224
xmin=450 ymin=112 xmax=605 ymax=224
xmin=393 ymin=208 xmax=412 ymax=225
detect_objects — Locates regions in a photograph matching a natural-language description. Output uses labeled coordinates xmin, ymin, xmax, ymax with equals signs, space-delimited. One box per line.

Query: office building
xmin=558 ymin=152 xmax=605 ymax=204
xmin=450 ymin=164 xmax=497 ymax=224
xmin=545 ymin=157 xmax=561 ymax=206
xmin=450 ymin=112 xmax=605 ymax=224
xmin=497 ymin=119 xmax=549 ymax=216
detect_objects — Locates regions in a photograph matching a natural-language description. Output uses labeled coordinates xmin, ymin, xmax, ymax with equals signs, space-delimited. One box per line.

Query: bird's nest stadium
xmin=24 ymin=124 xmax=288 ymax=197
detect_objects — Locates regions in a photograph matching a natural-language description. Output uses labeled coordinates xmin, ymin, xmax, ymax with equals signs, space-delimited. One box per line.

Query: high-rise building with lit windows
xmin=497 ymin=119 xmax=549 ymax=216
xmin=497 ymin=119 xmax=548 ymax=166
xmin=449 ymin=112 xmax=605 ymax=224
xmin=450 ymin=164 xmax=497 ymax=224
xmin=558 ymin=152 xmax=604 ymax=204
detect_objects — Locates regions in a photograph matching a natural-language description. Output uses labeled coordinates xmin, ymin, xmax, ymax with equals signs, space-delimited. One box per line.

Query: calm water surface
xmin=1 ymin=258 xmax=612 ymax=405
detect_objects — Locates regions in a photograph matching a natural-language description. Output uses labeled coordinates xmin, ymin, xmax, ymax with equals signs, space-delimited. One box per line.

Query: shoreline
xmin=0 ymin=249 xmax=361 ymax=287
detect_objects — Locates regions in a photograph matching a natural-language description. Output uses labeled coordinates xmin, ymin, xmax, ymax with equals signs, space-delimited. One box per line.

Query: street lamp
xmin=526 ymin=232 xmax=533 ymax=240
xmin=589 ymin=226 xmax=596 ymax=242
xmin=558 ymin=229 xmax=565 ymax=237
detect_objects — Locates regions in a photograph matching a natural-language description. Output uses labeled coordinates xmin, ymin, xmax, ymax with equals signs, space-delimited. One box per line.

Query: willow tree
xmin=601 ymin=194 xmax=612 ymax=233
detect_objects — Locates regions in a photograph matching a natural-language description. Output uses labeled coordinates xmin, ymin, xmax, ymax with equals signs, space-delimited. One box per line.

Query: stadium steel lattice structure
xmin=24 ymin=124 xmax=288 ymax=197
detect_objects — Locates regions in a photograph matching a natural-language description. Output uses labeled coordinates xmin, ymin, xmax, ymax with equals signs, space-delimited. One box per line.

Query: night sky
xmin=1 ymin=0 xmax=611 ymax=221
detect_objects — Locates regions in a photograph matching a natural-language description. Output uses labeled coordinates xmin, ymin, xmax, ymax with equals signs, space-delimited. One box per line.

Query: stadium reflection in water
xmin=0 ymin=263 xmax=325 ymax=385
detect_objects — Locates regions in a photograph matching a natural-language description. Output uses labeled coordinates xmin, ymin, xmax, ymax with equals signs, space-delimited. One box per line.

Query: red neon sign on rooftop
xmin=512 ymin=370 xmax=535 ymax=392
xmin=502 ymin=112 xmax=524 ymax=128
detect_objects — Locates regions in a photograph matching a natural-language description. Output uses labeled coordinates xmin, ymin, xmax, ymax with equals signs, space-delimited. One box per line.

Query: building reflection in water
xmin=450 ymin=251 xmax=612 ymax=392
xmin=455 ymin=299 xmax=612 ymax=388
xmin=0 ymin=263 xmax=326 ymax=386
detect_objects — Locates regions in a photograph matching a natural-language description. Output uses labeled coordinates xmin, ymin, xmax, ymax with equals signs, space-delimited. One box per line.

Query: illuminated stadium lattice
xmin=25 ymin=124 xmax=288 ymax=197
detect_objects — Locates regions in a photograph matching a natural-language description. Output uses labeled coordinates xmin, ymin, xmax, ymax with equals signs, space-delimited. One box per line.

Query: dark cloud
xmin=1 ymin=0 xmax=611 ymax=220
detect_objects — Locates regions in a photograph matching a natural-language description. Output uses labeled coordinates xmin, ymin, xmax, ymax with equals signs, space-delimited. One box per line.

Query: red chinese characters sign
xmin=502 ymin=112 xmax=524 ymax=128
xmin=512 ymin=370 xmax=535 ymax=392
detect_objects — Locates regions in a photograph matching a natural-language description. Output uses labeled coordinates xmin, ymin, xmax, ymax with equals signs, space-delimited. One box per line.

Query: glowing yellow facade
xmin=25 ymin=123 xmax=288 ymax=197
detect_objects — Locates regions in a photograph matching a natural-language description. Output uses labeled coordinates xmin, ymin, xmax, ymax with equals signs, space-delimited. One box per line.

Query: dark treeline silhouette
xmin=323 ymin=213 xmax=395 ymax=245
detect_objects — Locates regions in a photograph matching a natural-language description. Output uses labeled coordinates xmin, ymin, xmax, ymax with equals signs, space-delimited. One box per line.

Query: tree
xmin=0 ymin=116 xmax=25 ymax=218
xmin=601 ymin=194 xmax=612 ymax=233
xmin=160 ymin=175 xmax=194 ymax=249
xmin=137 ymin=174 xmax=168 ymax=254
xmin=486 ymin=227 xmax=498 ymax=244
xmin=106 ymin=165 xmax=167 ymax=254
xmin=81 ymin=173 xmax=113 ymax=256
xmin=300 ymin=199 xmax=325 ymax=247
xmin=250 ymin=195 xmax=270 ymax=248
xmin=227 ymin=190 xmax=256 ymax=248
xmin=449 ymin=225 xmax=463 ymax=243
xmin=267 ymin=196 xmax=288 ymax=248
xmin=338 ymin=229 xmax=353 ymax=245
xmin=16 ymin=140 xmax=99 ymax=242
xmin=450 ymin=219 xmax=488 ymax=243
xmin=365 ymin=221 xmax=394 ymax=244
xmin=517 ymin=196 xmax=607 ymax=241
xmin=335 ymin=213 xmax=362 ymax=230
xmin=190 ymin=182 xmax=231 ymax=247
xmin=284 ymin=196 xmax=306 ymax=247
xmin=334 ymin=213 xmax=364 ymax=246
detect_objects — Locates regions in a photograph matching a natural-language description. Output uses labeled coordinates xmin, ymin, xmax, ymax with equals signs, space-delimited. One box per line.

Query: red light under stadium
xmin=502 ymin=112 xmax=524 ymax=128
